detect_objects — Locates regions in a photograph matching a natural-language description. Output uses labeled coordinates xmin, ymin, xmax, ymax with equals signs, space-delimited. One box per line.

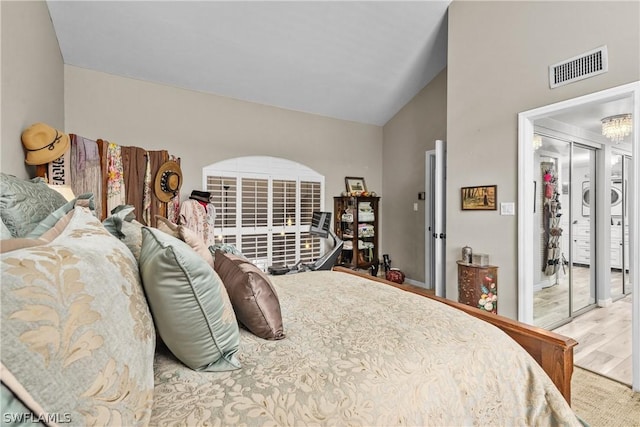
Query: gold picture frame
xmin=461 ymin=185 xmax=497 ymax=210
xmin=345 ymin=176 xmax=367 ymax=194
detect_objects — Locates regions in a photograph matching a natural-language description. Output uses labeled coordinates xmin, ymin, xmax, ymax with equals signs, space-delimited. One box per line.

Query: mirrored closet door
xmin=533 ymin=135 xmax=597 ymax=329
xmin=611 ymin=153 xmax=632 ymax=299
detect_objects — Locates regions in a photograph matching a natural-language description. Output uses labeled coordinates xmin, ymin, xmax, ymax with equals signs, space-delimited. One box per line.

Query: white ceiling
xmin=46 ymin=0 xmax=451 ymax=126
xmin=45 ymin=0 xmax=634 ymax=136
xmin=541 ymin=95 xmax=634 ymax=147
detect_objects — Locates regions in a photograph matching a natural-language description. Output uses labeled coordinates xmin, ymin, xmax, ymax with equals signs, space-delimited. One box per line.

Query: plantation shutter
xmin=206 ymin=176 xmax=237 ymax=245
xmin=240 ymin=178 xmax=269 ymax=268
xmin=203 ymin=157 xmax=324 ymax=269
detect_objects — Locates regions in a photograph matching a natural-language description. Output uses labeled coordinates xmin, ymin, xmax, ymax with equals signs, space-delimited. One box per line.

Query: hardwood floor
xmin=553 ymin=293 xmax=632 ymax=386
xmin=533 ymin=265 xmax=632 ymax=386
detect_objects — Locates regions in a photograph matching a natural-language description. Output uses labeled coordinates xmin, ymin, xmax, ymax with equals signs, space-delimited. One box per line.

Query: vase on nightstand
xmin=462 ymin=245 xmax=473 ymax=264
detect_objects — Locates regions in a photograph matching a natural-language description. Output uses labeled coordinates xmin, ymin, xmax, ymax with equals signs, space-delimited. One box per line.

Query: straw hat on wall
xmin=154 ymin=160 xmax=183 ymax=202
xmin=21 ymin=123 xmax=70 ymax=165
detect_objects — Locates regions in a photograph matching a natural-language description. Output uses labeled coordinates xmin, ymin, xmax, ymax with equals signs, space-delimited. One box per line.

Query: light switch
xmin=500 ymin=202 xmax=515 ymax=215
xmin=413 ymin=202 xmax=419 ymax=212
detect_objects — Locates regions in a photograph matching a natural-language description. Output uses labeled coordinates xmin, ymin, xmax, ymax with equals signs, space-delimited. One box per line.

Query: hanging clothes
xmin=142 ymin=153 xmax=152 ymax=226
xmin=179 ymin=199 xmax=216 ymax=246
xmin=69 ymin=134 xmax=102 ymax=217
xmin=106 ymin=143 xmax=126 ymax=214
xmin=121 ymin=145 xmax=148 ymax=224
xmin=166 ymin=155 xmax=181 ymax=224
xmin=143 ymin=150 xmax=169 ymax=227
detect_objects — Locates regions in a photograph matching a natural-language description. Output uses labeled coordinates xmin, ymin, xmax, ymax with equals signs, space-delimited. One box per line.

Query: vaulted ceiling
xmin=46 ymin=1 xmax=634 ymax=139
xmin=46 ymin=0 xmax=451 ymax=126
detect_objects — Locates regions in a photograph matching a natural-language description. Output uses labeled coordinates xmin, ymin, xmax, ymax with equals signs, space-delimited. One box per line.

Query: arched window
xmin=203 ymin=156 xmax=325 ymax=270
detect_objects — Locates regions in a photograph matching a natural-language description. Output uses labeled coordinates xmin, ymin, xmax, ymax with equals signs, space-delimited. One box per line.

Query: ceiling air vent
xmin=549 ymin=46 xmax=608 ymax=89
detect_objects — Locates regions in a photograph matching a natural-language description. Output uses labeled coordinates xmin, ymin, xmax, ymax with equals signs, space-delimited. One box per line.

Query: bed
xmin=1 ymin=174 xmax=580 ymax=426
xmin=150 ymin=267 xmax=580 ymax=426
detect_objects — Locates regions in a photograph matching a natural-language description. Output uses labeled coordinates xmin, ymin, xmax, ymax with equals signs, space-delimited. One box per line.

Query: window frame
xmin=202 ymin=156 xmax=325 ymax=269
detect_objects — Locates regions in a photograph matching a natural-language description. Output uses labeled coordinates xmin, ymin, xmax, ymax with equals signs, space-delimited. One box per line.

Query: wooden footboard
xmin=333 ymin=267 xmax=577 ymax=404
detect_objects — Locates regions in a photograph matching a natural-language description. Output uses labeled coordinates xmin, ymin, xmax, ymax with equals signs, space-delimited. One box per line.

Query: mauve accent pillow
xmin=214 ymin=251 xmax=285 ymax=340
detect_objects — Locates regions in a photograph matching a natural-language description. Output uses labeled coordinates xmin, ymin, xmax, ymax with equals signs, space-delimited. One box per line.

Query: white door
xmin=426 ymin=140 xmax=447 ymax=297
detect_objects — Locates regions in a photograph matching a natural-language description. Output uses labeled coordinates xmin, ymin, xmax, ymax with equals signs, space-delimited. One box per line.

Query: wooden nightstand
xmin=457 ymin=261 xmax=498 ymax=314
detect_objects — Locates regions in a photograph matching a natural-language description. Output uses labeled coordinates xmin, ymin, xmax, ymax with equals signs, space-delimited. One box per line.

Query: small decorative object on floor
xmin=386 ymin=268 xmax=405 ymax=284
xmin=369 ymin=260 xmax=379 ymax=277
xmin=382 ymin=254 xmax=391 ymax=272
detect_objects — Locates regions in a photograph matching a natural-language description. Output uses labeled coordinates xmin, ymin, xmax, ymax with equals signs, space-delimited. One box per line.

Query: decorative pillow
xmin=1 ymin=238 xmax=46 ymax=253
xmin=1 ymin=207 xmax=156 ymax=425
xmin=25 ymin=193 xmax=95 ymax=238
xmin=156 ymin=216 xmax=214 ymax=268
xmin=0 ymin=173 xmax=67 ymax=238
xmin=1 ymin=211 xmax=75 ymax=254
xmin=103 ymin=206 xmax=144 ymax=262
xmin=209 ymin=242 xmax=245 ymax=262
xmin=214 ymin=251 xmax=285 ymax=340
xmin=155 ymin=215 xmax=179 ymax=236
xmin=1 ymin=362 xmax=52 ymax=424
xmin=139 ymin=227 xmax=241 ymax=372
xmin=0 ymin=218 xmax=11 ymax=240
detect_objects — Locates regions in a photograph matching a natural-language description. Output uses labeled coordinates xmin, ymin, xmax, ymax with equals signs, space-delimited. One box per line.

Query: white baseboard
xmin=598 ymin=298 xmax=613 ymax=307
xmin=404 ymin=278 xmax=431 ymax=289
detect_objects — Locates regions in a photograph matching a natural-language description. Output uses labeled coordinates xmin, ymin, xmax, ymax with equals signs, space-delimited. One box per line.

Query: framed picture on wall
xmin=345 ymin=177 xmax=367 ymax=194
xmin=461 ymin=185 xmax=497 ymax=210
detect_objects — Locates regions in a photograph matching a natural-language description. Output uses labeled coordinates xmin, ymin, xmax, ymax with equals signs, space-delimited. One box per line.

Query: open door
xmin=426 ymin=140 xmax=447 ymax=297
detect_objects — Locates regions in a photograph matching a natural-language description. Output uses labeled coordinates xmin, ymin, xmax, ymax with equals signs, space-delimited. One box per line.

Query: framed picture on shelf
xmin=345 ymin=177 xmax=367 ymax=194
xmin=461 ymin=185 xmax=497 ymax=210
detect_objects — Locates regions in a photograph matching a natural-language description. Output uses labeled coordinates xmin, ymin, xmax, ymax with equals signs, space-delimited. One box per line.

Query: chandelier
xmin=601 ymin=113 xmax=632 ymax=143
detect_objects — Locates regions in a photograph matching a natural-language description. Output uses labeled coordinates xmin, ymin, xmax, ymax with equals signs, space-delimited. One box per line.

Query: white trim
xmin=203 ymin=155 xmax=323 ymax=177
xmin=425 ymin=150 xmax=435 ymax=291
xmin=597 ymin=298 xmax=613 ymax=308
xmin=404 ymin=277 xmax=427 ymax=288
xmin=518 ymin=81 xmax=640 ymax=392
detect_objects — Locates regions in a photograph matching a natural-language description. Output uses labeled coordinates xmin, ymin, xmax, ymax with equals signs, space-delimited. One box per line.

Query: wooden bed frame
xmin=333 ymin=267 xmax=578 ymax=404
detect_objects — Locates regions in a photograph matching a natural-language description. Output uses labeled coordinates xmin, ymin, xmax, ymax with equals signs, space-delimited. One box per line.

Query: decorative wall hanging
xmin=461 ymin=185 xmax=497 ymax=210
xmin=541 ymin=163 xmax=562 ymax=276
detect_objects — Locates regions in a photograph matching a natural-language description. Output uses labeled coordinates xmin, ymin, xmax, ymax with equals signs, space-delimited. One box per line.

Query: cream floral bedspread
xmin=151 ymin=270 xmax=580 ymax=426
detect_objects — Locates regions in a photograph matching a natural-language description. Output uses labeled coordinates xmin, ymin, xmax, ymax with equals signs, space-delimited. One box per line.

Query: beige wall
xmin=381 ymin=69 xmax=447 ymax=282
xmin=64 ymin=66 xmax=383 ymax=215
xmin=1 ymin=0 xmax=64 ymax=179
xmin=447 ymin=1 xmax=640 ymax=318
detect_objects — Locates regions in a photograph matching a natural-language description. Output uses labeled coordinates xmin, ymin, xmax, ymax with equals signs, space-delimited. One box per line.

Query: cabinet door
xmin=356 ymin=197 xmax=377 ymax=265
xmin=334 ymin=196 xmax=379 ymax=268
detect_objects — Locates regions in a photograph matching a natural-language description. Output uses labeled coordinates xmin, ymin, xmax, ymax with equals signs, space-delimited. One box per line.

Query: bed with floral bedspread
xmin=151 ymin=270 xmax=580 ymax=426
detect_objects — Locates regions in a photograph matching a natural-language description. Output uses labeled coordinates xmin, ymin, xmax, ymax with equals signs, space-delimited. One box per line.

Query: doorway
xmin=532 ymin=136 xmax=598 ymax=329
xmin=425 ymin=139 xmax=446 ymax=297
xmin=518 ymin=81 xmax=640 ymax=391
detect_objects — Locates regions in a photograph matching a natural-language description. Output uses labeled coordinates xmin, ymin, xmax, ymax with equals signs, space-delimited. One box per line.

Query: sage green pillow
xmin=102 ymin=205 xmax=144 ymax=262
xmin=0 ymin=173 xmax=67 ymax=238
xmin=208 ymin=242 xmax=245 ymax=262
xmin=0 ymin=218 xmax=11 ymax=240
xmin=25 ymin=193 xmax=95 ymax=238
xmin=139 ymin=227 xmax=241 ymax=372
xmin=1 ymin=382 xmax=42 ymax=427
